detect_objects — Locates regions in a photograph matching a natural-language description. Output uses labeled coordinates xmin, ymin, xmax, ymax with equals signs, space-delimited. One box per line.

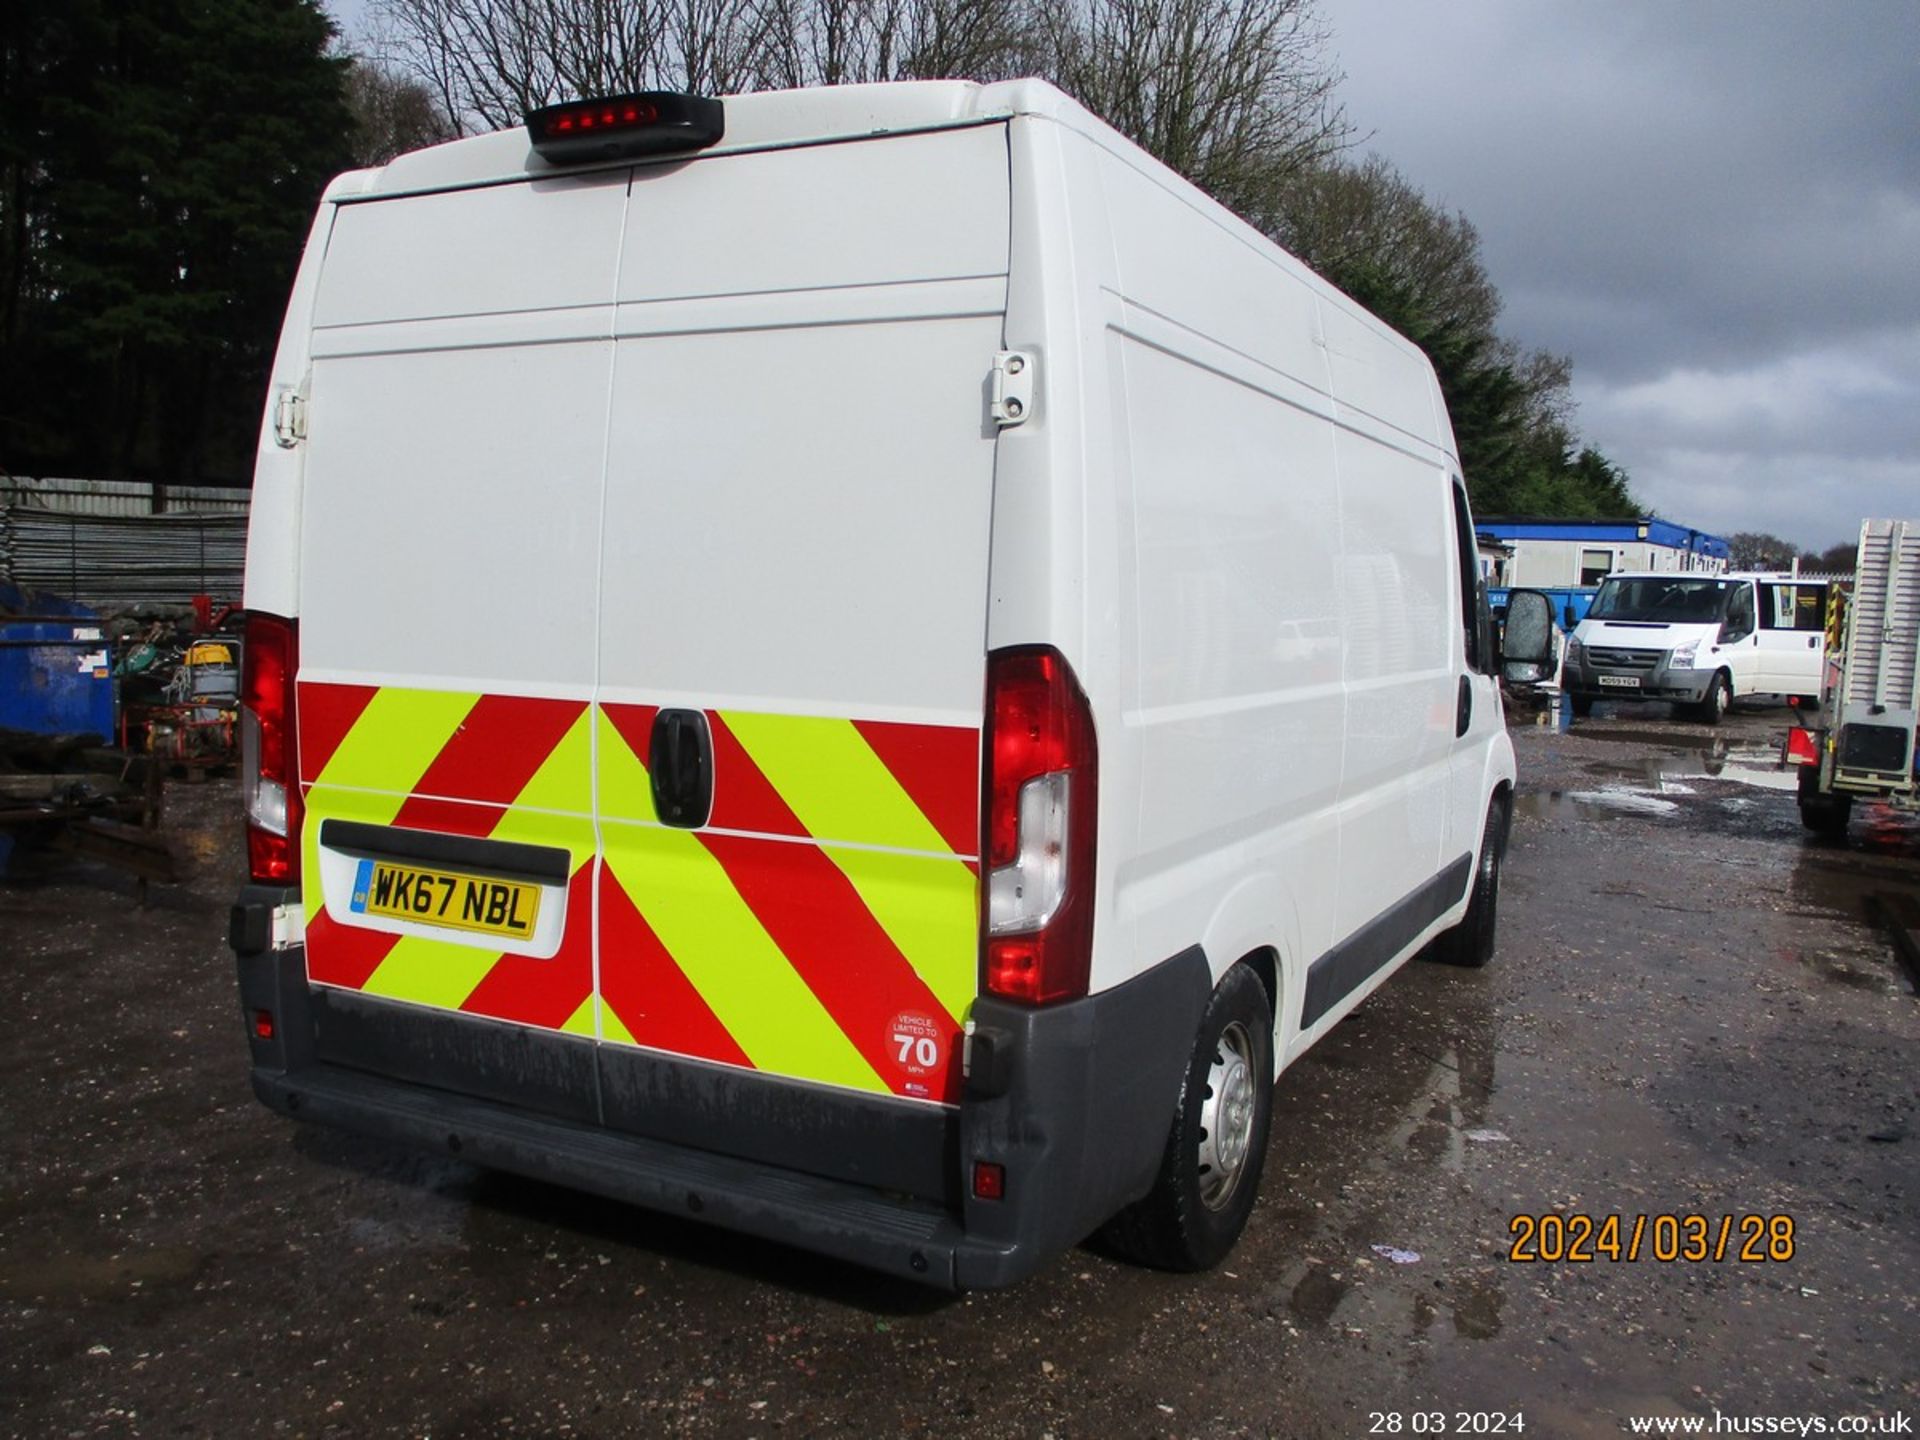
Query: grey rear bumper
xmin=233 ymin=885 xmax=1209 ymax=1290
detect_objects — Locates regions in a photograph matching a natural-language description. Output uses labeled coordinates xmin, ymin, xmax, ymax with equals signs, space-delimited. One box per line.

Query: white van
xmin=1564 ymin=571 xmax=1829 ymax=722
xmin=229 ymin=80 xmax=1517 ymax=1289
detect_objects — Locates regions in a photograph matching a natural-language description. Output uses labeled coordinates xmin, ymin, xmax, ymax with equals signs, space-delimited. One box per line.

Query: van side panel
xmin=1092 ymin=147 xmax=1349 ymax=1028
xmin=1112 ymin=331 xmax=1348 ymax=974
xmin=1079 ymin=135 xmax=1467 ymax=1053
xmin=1327 ymin=420 xmax=1455 ymax=942
xmin=593 ymin=129 xmax=1008 ymax=1104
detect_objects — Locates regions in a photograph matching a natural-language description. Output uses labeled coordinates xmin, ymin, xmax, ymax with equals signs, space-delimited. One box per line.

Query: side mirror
xmin=1501 ymin=589 xmax=1556 ymax=686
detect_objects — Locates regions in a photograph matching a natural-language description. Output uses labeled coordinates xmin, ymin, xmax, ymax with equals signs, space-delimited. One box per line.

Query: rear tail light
xmin=982 ymin=647 xmax=1097 ymax=1004
xmin=241 ymin=613 xmax=301 ymax=884
xmin=1784 ymin=726 xmax=1819 ymax=767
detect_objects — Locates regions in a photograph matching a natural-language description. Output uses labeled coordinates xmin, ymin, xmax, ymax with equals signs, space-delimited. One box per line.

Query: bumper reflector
xmin=972 ymin=1160 xmax=1006 ymax=1202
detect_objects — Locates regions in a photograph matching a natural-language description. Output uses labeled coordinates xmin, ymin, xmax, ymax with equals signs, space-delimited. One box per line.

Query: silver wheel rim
xmin=1197 ymin=1020 xmax=1258 ymax=1211
xmin=1714 ymin=678 xmax=1730 ymax=715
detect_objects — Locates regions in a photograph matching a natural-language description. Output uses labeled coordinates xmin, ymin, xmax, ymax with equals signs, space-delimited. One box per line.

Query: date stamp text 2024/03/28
xmin=1506 ymin=1213 xmax=1796 ymax=1263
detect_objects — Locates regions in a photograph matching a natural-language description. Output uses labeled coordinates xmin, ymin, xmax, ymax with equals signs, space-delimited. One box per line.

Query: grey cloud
xmin=1328 ymin=0 xmax=1920 ymax=376
xmin=1324 ymin=0 xmax=1920 ymax=545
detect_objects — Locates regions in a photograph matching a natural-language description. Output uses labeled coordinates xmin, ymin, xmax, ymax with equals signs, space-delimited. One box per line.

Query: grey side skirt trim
xmin=1300 ymin=854 xmax=1474 ymax=1028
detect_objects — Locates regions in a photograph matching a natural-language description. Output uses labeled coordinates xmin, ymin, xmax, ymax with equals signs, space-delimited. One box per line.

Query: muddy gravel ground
xmin=2 ymin=700 xmax=1916 ymax=1439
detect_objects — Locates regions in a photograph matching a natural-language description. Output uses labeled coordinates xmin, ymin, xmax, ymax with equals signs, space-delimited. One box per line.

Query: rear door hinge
xmin=990 ymin=351 xmax=1034 ymax=428
xmin=272 ymin=387 xmax=307 ymax=448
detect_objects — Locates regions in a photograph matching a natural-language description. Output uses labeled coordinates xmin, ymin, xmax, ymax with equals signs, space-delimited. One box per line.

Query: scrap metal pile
xmin=0 ymin=583 xmax=241 ymax=887
xmin=112 ymin=599 xmax=243 ymax=776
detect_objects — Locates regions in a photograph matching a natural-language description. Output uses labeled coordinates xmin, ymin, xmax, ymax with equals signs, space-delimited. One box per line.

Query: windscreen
xmin=1588 ymin=576 xmax=1732 ymax=624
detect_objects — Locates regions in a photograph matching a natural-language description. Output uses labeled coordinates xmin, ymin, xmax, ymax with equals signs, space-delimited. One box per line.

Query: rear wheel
xmin=1103 ymin=965 xmax=1274 ymax=1272
xmin=1695 ymin=670 xmax=1732 ymax=725
xmin=1797 ymin=765 xmax=1852 ymax=839
xmin=1430 ymin=795 xmax=1510 ymax=969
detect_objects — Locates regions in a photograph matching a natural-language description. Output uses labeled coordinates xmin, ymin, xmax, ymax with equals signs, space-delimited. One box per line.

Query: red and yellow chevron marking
xmin=597 ymin=703 xmax=979 ymax=1102
xmin=299 ymin=684 xmax=599 ymax=1034
xmin=295 ymin=682 xmax=981 ymax=1104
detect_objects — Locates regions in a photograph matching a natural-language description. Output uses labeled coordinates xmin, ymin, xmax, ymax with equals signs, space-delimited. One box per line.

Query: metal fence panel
xmin=0 ymin=507 xmax=248 ymax=608
xmin=0 ymin=476 xmax=251 ymax=516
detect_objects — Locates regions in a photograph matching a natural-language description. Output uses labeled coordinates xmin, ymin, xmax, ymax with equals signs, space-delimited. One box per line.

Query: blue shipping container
xmin=1489 ymin=585 xmax=1596 ymax=633
xmin=0 ymin=582 xmax=116 ymax=739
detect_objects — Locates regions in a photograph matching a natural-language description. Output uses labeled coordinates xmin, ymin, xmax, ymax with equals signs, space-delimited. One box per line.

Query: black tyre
xmin=1569 ymin=694 xmax=1594 ymax=718
xmin=1430 ymin=795 xmax=1510 ymax=969
xmin=1695 ymin=670 xmax=1732 ymax=725
xmin=1796 ymin=765 xmax=1852 ymax=839
xmin=1103 ymin=965 xmax=1274 ymax=1272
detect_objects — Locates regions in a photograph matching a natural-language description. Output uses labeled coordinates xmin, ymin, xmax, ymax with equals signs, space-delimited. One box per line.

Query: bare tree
xmin=740 ymin=0 xmax=1032 ymax=89
xmin=369 ymin=0 xmax=1346 ymax=212
xmin=373 ymin=0 xmax=1032 ymax=131
xmin=344 ymin=56 xmax=460 ymax=165
xmin=1038 ymin=0 xmax=1349 ymax=220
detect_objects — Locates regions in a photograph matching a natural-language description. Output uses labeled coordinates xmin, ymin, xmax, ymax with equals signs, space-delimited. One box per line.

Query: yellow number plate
xmin=349 ymin=858 xmax=541 ymax=940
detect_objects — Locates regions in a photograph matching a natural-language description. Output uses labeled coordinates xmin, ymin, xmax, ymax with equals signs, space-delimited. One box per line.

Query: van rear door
xmin=296 ymin=173 xmax=625 ymax=1112
xmin=591 ymin=128 xmax=1008 ymax=1107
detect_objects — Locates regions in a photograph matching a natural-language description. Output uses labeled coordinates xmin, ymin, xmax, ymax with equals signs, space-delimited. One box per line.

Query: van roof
xmin=331 ymin=79 xmax=1083 ymax=202
xmin=318 ymin=77 xmax=1442 ymax=442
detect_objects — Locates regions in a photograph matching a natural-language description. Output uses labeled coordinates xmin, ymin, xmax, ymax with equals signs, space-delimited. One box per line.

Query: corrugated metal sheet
xmin=0 ymin=475 xmax=251 ymax=516
xmin=0 ymin=507 xmax=247 ymax=609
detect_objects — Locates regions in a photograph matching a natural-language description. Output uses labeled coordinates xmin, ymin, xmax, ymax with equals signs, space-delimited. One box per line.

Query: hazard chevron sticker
xmin=297 ymin=682 xmax=980 ymax=1105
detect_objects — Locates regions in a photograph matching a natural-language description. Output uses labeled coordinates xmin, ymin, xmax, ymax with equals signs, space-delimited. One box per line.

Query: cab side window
xmin=1722 ymin=583 xmax=1757 ymax=643
xmin=1449 ymin=481 xmax=1489 ymax=673
xmin=1762 ymin=582 xmax=1828 ymax=632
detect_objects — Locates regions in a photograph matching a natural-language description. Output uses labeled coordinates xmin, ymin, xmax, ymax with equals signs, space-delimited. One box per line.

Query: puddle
xmin=1583 ymin=739 xmax=1797 ymax=794
xmin=1793 ymin=947 xmax=1902 ymax=994
xmin=1514 ymin=787 xmax=1680 ymax=820
xmin=1516 ymin=735 xmax=1805 ymax=823
xmin=0 ymin=1246 xmax=205 ymax=1302
xmin=1287 ymin=1263 xmax=1352 ymax=1326
xmin=1450 ymin=1277 xmax=1505 ymax=1339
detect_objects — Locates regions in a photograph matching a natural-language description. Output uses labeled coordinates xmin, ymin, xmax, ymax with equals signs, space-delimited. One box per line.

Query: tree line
xmin=1727 ymin=532 xmax=1858 ymax=576
xmin=3 ymin=0 xmax=1637 ymax=522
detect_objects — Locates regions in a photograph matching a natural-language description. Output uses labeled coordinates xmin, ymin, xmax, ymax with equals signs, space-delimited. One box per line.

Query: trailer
xmin=1787 ymin=519 xmax=1920 ymax=835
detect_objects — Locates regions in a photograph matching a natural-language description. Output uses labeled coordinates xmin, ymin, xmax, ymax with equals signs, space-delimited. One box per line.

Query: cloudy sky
xmin=328 ymin=0 xmax=1916 ymax=550
xmin=1323 ymin=0 xmax=1919 ymax=550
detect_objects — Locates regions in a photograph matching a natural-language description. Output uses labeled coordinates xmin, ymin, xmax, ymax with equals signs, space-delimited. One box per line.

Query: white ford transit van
xmin=1564 ymin=571 xmax=1829 ymax=723
xmin=229 ymin=80 xmax=1517 ymax=1288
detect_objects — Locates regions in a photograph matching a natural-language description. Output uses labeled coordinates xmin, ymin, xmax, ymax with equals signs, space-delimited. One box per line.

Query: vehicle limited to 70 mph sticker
xmin=887 ymin=1011 xmax=946 ymax=1099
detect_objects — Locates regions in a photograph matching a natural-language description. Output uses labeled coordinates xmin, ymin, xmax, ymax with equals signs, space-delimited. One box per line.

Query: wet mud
xmin=1 ymin=703 xmax=1915 ymax=1437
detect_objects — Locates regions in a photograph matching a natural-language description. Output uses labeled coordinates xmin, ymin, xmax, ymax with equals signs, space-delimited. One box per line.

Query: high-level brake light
xmin=241 ymin=613 xmax=301 ymax=885
xmin=525 ymin=92 xmax=725 ymax=164
xmin=982 ymin=647 xmax=1098 ymax=1005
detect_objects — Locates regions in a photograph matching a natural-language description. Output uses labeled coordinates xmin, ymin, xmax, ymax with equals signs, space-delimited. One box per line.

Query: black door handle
xmin=650 ymin=709 xmax=713 ymax=828
xmin=1456 ymin=674 xmax=1473 ymax=737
